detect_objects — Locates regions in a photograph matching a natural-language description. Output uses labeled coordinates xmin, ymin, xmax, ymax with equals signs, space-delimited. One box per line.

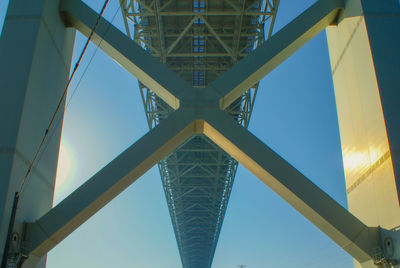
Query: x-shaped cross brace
xmin=23 ymin=0 xmax=384 ymax=266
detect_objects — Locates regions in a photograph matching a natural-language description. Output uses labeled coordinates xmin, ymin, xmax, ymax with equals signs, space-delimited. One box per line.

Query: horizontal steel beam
xmin=25 ymin=110 xmax=198 ymax=257
xmin=200 ymin=110 xmax=381 ymax=264
xmin=60 ymin=0 xmax=190 ymax=109
xmin=165 ymin=53 xmax=247 ymax=57
xmin=133 ymin=24 xmax=264 ymax=31
xmin=210 ymin=0 xmax=344 ymax=109
xmin=136 ymin=33 xmax=263 ymax=38
xmin=127 ymin=11 xmax=272 ymax=16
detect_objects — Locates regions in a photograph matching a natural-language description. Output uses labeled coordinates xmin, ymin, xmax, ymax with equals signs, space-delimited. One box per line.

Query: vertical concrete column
xmin=0 ymin=0 xmax=74 ymax=267
xmin=326 ymin=0 xmax=400 ymax=266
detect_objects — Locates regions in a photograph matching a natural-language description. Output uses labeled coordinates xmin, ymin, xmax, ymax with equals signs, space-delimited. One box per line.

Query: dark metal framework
xmin=120 ymin=1 xmax=279 ymax=267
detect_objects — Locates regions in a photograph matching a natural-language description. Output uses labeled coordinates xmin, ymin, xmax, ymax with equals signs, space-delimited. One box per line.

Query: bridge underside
xmin=120 ymin=0 xmax=278 ymax=266
xmin=3 ymin=0 xmax=393 ymax=267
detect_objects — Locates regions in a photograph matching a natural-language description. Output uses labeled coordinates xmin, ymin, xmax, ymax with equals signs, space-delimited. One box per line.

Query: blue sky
xmin=1 ymin=0 xmax=354 ymax=267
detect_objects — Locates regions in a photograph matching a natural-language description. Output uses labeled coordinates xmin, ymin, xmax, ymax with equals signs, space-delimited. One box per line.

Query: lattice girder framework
xmin=21 ymin=0 xmax=392 ymax=268
xmin=158 ymin=134 xmax=240 ymax=267
xmin=125 ymin=0 xmax=276 ymax=266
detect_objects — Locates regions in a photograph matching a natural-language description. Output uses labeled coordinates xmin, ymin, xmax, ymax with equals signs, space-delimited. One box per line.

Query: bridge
xmin=119 ymin=1 xmax=278 ymax=266
xmin=0 ymin=0 xmax=399 ymax=268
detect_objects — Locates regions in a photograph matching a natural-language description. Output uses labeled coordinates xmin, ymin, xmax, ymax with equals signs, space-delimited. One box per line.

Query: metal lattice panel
xmin=120 ymin=0 xmax=279 ymax=267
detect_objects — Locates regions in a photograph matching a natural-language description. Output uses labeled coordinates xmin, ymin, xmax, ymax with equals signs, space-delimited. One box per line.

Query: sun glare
xmin=55 ymin=139 xmax=76 ymax=195
xmin=343 ymin=148 xmax=385 ymax=173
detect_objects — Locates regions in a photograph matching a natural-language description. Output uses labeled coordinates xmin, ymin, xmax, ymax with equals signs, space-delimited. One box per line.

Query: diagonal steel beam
xmin=246 ymin=0 xmax=263 ymax=12
xmin=266 ymin=0 xmax=279 ymax=39
xmin=22 ymin=1 xmax=383 ymax=266
xmin=25 ymin=109 xmax=200 ymax=258
xmin=136 ymin=0 xmax=154 ymax=12
xmin=137 ymin=37 xmax=160 ymax=55
xmin=119 ymin=0 xmax=132 ymax=38
xmin=200 ymin=15 xmax=234 ymax=58
xmin=224 ymin=0 xmax=241 ymax=12
xmin=166 ymin=15 xmax=199 ymax=55
xmin=200 ymin=109 xmax=381 ymax=264
xmin=159 ymin=0 xmax=173 ymax=11
xmin=209 ymin=0 xmax=344 ymax=110
xmin=60 ymin=0 xmax=191 ymax=109
xmin=153 ymin=0 xmax=166 ymax=62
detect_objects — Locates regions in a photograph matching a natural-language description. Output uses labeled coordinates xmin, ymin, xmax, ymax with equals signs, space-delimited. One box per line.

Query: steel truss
xmin=20 ymin=1 xmax=394 ymax=268
xmin=121 ymin=1 xmax=277 ymax=266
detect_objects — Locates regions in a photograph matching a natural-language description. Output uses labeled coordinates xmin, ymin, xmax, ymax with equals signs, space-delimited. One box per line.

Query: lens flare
xmin=55 ymin=139 xmax=76 ymax=196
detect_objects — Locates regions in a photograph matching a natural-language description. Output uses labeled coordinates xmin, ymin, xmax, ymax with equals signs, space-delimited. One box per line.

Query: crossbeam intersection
xmin=23 ymin=0 xmax=387 ymax=267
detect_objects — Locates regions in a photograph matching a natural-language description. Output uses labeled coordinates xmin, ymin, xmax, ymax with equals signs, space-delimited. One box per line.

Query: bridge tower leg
xmin=326 ymin=0 xmax=400 ymax=266
xmin=0 ymin=0 xmax=74 ymax=267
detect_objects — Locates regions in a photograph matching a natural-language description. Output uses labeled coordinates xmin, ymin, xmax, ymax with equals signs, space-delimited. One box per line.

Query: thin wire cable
xmin=18 ymin=0 xmax=110 ymax=194
xmin=66 ymin=3 xmax=124 ymax=110
xmin=19 ymin=3 xmax=123 ymax=198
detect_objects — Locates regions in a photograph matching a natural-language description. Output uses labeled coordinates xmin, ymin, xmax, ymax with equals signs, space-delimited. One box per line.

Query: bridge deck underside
xmin=120 ymin=0 xmax=278 ymax=267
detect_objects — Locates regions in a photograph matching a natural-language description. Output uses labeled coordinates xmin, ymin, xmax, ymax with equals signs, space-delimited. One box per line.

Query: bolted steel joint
xmin=373 ymin=228 xmax=400 ymax=268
